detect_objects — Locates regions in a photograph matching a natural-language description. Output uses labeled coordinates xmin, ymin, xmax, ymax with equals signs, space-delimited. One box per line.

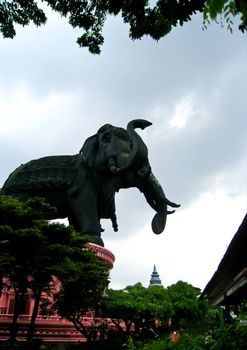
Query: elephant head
xmin=80 ymin=119 xmax=152 ymax=174
xmin=80 ymin=119 xmax=180 ymax=236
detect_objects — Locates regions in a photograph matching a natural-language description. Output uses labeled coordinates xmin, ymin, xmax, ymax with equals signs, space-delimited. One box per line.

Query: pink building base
xmin=0 ymin=243 xmax=115 ymax=344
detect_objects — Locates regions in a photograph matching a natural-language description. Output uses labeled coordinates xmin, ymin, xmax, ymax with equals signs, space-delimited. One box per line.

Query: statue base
xmin=87 ymin=242 xmax=115 ymax=268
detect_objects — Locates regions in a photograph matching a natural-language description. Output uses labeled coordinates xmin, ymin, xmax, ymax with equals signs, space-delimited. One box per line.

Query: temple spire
xmin=149 ymin=264 xmax=162 ymax=287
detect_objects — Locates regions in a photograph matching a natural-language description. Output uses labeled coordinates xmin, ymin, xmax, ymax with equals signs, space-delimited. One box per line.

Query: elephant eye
xmin=101 ymin=132 xmax=111 ymax=143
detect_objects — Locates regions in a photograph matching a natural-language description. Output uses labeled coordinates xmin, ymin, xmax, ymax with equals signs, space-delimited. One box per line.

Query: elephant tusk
xmin=165 ymin=199 xmax=180 ymax=208
xmin=167 ymin=210 xmax=175 ymax=215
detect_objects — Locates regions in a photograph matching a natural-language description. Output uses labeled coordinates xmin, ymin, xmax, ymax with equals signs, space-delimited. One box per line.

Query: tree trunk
xmin=9 ymin=288 xmax=25 ymax=346
xmin=26 ymin=287 xmax=42 ymax=346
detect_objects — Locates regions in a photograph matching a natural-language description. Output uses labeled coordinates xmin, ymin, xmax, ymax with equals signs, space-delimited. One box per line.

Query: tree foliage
xmin=0 ymin=195 xmax=110 ymax=344
xmin=100 ymin=280 xmax=213 ymax=344
xmin=101 ymin=283 xmax=171 ymax=338
xmin=101 ymin=281 xmax=207 ymax=340
xmin=51 ymin=256 xmax=110 ymax=342
xmin=203 ymin=0 xmax=247 ymax=33
xmin=0 ymin=1 xmax=246 ymax=54
xmin=166 ymin=280 xmax=204 ymax=329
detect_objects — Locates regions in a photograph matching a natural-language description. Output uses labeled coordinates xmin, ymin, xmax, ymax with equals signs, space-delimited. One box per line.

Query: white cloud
xmin=107 ymin=186 xmax=247 ymax=290
xmin=0 ymin=85 xmax=85 ymax=156
xmin=168 ymin=94 xmax=195 ymax=130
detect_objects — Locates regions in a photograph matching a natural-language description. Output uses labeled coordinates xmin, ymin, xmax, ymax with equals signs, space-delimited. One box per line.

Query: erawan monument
xmin=0 ymin=119 xmax=180 ymax=342
xmin=1 ymin=119 xmax=180 ymax=247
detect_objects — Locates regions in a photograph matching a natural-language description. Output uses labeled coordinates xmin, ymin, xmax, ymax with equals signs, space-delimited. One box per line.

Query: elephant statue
xmin=1 ymin=119 xmax=180 ymax=246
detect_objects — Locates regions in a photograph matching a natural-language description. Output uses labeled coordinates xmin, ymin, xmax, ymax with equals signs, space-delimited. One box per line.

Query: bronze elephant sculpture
xmin=1 ymin=119 xmax=180 ymax=246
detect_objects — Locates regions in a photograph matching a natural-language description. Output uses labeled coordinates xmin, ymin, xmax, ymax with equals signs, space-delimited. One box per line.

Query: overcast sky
xmin=0 ymin=5 xmax=246 ymax=291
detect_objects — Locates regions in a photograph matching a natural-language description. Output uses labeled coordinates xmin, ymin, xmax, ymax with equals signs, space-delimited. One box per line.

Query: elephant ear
xmin=80 ymin=134 xmax=98 ymax=168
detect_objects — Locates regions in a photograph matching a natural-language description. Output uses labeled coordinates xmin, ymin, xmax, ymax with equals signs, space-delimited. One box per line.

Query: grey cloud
xmin=0 ymin=9 xmax=246 ymax=245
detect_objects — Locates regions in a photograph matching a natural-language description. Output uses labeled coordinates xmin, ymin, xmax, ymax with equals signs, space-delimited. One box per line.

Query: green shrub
xmin=133 ymin=324 xmax=247 ymax=350
xmin=210 ymin=324 xmax=247 ymax=350
xmin=122 ymin=336 xmax=136 ymax=350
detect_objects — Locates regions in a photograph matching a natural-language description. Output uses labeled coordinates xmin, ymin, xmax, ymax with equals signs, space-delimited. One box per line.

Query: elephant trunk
xmin=141 ymin=172 xmax=180 ymax=234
